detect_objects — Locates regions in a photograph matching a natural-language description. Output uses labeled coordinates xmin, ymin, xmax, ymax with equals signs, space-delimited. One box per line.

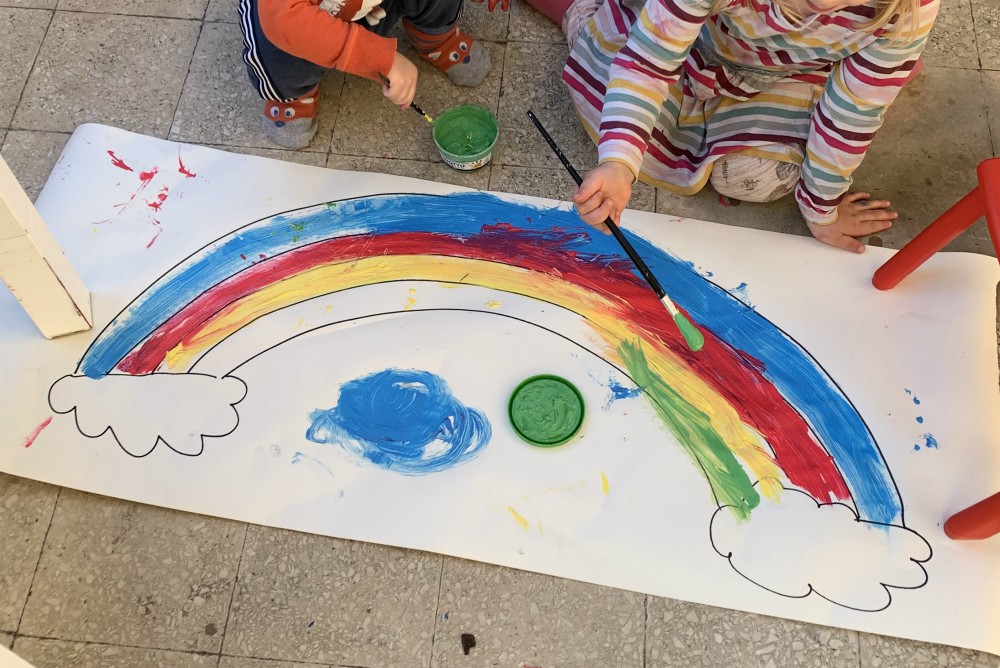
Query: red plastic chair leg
xmin=872 ymin=187 xmax=985 ymax=290
xmin=873 ymin=156 xmax=1000 ymax=290
xmin=944 ymin=491 xmax=1000 ymax=540
xmin=977 ymin=158 xmax=1000 ymax=259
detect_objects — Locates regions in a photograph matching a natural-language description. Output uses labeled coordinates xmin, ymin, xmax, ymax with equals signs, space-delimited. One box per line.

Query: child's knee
xmin=710 ymin=153 xmax=800 ymax=203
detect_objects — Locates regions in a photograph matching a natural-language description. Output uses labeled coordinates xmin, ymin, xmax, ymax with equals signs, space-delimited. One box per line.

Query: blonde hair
xmin=710 ymin=0 xmax=922 ymax=41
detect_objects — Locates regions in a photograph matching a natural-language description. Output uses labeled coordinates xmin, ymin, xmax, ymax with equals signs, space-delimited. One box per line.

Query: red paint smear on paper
xmin=115 ymin=227 xmax=850 ymax=503
xmin=146 ymin=228 xmax=163 ymax=249
xmin=23 ymin=416 xmax=52 ymax=448
xmin=139 ymin=167 xmax=158 ymax=185
xmin=107 ymin=151 xmax=133 ymax=172
xmin=178 ymin=149 xmax=197 ymax=178
xmin=113 ymin=166 xmax=160 ymax=215
xmin=147 ymin=187 xmax=169 ymax=211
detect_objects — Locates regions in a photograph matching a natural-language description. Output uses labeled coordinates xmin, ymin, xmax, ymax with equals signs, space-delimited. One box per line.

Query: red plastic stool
xmin=872 ymin=157 xmax=1000 ymax=540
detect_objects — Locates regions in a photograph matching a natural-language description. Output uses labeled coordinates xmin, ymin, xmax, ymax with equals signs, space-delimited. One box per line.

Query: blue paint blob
xmin=913 ymin=397 xmax=921 ymax=405
xmin=913 ymin=444 xmax=920 ymax=451
xmin=923 ymin=433 xmax=938 ymax=449
xmin=916 ymin=416 xmax=924 ymax=424
xmin=307 ymin=369 xmax=491 ymax=475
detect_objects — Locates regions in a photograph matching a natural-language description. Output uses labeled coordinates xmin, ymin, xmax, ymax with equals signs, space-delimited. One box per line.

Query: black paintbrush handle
xmin=378 ymin=73 xmax=430 ymax=120
xmin=526 ymin=110 xmax=667 ymax=300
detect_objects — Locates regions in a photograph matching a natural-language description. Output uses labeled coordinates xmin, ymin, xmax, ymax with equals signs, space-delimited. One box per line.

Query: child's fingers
xmin=573 ymin=173 xmax=605 ymax=204
xmin=859 ymin=199 xmax=892 ymax=210
xmin=576 ymin=192 xmax=606 ymax=216
xmin=827 ymin=233 xmax=866 ymax=254
xmin=860 ymin=209 xmax=897 ymax=223
xmin=844 ymin=192 xmax=871 ymax=203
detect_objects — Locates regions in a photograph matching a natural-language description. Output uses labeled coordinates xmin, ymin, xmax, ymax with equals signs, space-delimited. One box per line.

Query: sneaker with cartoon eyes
xmin=260 ymin=89 xmax=319 ymax=149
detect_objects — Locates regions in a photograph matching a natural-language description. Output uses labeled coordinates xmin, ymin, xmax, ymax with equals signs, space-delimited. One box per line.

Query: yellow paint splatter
xmin=293 ymin=317 xmax=305 ymax=330
xmin=92 ymin=228 xmax=98 ymax=234
xmin=404 ymin=288 xmax=417 ymax=310
xmin=324 ymin=305 xmax=332 ymax=314
xmin=600 ymin=472 xmax=610 ymax=495
xmin=520 ymin=481 xmax=585 ymax=500
xmin=507 ymin=506 xmax=529 ymax=531
xmin=484 ymin=299 xmax=502 ymax=309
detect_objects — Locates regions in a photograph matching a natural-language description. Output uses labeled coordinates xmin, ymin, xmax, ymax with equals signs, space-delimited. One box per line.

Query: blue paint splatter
xmin=913 ymin=444 xmax=920 ymax=451
xmin=916 ymin=416 xmax=924 ymax=424
xmin=905 ymin=389 xmax=921 ymax=405
xmin=913 ymin=434 xmax=938 ymax=451
xmin=307 ymin=369 xmax=491 ymax=475
xmin=729 ymin=282 xmax=752 ymax=307
xmin=604 ymin=380 xmax=642 ymax=409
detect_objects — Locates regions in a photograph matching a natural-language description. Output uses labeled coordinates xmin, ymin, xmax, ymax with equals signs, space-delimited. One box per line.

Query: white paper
xmin=1 ymin=124 xmax=998 ymax=655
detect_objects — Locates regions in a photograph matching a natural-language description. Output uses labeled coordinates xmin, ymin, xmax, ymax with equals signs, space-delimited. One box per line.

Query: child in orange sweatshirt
xmin=240 ymin=0 xmax=499 ymax=148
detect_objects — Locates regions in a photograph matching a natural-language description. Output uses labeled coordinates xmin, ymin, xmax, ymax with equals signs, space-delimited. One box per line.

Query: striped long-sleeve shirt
xmin=562 ymin=0 xmax=939 ymax=224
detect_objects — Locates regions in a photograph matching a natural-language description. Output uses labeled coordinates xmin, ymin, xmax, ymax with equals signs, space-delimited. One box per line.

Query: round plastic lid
xmin=508 ymin=375 xmax=585 ymax=447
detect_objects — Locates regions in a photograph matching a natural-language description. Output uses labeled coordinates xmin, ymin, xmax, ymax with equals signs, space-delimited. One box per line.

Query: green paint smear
xmin=673 ymin=312 xmax=705 ymax=352
xmin=509 ymin=377 xmax=583 ymax=446
xmin=619 ymin=339 xmax=758 ymax=519
xmin=433 ymin=105 xmax=498 ymax=159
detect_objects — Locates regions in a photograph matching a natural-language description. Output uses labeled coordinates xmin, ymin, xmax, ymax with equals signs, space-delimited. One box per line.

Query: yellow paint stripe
xmin=164 ymin=254 xmax=783 ymax=489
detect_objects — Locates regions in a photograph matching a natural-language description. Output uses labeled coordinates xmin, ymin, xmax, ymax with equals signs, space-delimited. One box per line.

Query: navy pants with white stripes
xmin=239 ymin=0 xmax=463 ymax=102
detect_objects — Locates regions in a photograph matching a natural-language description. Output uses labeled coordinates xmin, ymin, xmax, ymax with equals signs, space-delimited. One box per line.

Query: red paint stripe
xmin=117 ymin=228 xmax=850 ymax=501
xmin=23 ymin=416 xmax=52 ymax=448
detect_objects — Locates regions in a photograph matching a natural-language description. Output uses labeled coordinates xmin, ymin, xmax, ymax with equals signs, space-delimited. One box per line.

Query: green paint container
xmin=508 ymin=375 xmax=585 ymax=447
xmin=432 ymin=104 xmax=499 ymax=171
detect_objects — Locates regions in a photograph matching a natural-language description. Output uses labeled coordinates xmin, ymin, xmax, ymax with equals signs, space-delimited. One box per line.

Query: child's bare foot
xmin=807 ymin=192 xmax=897 ymax=254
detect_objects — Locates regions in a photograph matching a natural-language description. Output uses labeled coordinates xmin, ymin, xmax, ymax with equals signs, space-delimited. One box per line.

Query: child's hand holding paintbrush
xmin=378 ymin=60 xmax=419 ymax=112
xmin=527 ymin=110 xmax=704 ymax=353
xmin=378 ymin=72 xmax=433 ymax=123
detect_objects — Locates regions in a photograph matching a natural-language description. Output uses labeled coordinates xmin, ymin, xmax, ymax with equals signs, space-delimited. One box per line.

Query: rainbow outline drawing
xmin=51 ymin=191 xmax=930 ymax=609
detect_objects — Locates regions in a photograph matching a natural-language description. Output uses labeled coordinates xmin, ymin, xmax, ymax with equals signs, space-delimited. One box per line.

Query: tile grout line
xmin=5 ymin=5 xmax=55 ymax=136
xmin=11 ymin=631 xmax=225 ymax=660
xmin=13 ymin=487 xmax=61 ymax=639
xmin=968 ymin=0 xmax=983 ymax=71
xmin=641 ymin=594 xmax=648 ymax=668
xmin=216 ymin=523 xmax=251 ymax=660
xmin=425 ymin=555 xmax=447 ymax=668
xmin=165 ymin=14 xmax=206 ymax=142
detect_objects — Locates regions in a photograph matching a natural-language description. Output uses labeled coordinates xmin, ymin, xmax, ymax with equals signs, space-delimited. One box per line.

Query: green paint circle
xmin=508 ymin=375 xmax=585 ymax=447
xmin=432 ymin=105 xmax=499 ymax=170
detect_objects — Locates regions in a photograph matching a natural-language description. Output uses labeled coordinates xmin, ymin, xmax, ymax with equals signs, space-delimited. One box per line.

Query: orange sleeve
xmin=258 ymin=0 xmax=397 ymax=81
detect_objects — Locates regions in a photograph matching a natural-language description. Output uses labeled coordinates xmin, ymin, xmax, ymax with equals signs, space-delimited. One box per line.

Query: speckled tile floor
xmin=1 ymin=1 xmax=998 ymax=666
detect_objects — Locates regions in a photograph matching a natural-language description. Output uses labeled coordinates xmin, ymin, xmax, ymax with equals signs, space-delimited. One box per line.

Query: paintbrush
xmin=526 ymin=109 xmax=705 ymax=352
xmin=378 ymin=73 xmax=434 ymax=124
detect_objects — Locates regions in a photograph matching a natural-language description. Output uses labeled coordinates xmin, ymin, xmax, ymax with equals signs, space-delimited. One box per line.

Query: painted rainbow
xmin=75 ymin=192 xmax=902 ymax=524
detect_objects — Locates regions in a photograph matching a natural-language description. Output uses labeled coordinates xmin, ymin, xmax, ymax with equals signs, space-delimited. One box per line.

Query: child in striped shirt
xmin=240 ymin=0 xmax=504 ymax=149
xmin=526 ymin=0 xmax=937 ymax=253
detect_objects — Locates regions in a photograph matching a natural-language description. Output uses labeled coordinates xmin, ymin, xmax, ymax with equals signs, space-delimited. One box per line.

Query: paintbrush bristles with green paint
xmin=526 ymin=109 xmax=705 ymax=353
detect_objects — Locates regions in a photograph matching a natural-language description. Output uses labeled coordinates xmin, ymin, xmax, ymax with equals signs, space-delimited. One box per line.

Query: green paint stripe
xmin=619 ymin=339 xmax=759 ymax=519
